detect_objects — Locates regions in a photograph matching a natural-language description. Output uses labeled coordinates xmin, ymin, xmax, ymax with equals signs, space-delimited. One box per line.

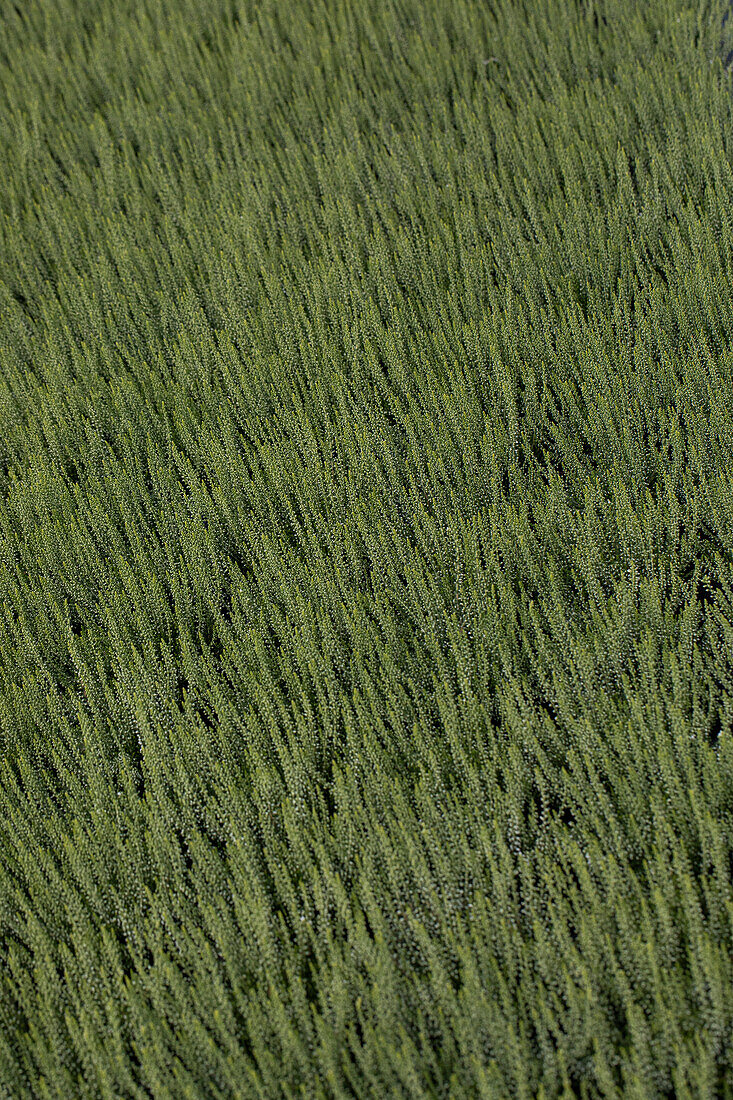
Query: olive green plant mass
xmin=2 ymin=0 xmax=733 ymax=1096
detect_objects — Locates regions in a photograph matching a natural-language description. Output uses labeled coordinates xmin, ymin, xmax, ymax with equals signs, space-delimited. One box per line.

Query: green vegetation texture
xmin=2 ymin=0 xmax=733 ymax=1096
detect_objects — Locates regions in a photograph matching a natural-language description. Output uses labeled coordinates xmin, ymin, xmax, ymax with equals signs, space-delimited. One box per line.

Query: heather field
xmin=2 ymin=0 xmax=733 ymax=1096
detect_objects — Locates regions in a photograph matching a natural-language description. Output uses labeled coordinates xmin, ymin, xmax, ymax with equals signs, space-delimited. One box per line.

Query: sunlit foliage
xmin=2 ymin=0 xmax=733 ymax=1096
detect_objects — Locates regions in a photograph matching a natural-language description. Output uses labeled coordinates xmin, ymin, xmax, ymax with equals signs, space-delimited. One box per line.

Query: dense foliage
xmin=2 ymin=0 xmax=733 ymax=1095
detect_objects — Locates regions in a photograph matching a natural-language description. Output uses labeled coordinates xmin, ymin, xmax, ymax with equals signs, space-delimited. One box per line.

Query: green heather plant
xmin=2 ymin=0 xmax=733 ymax=1095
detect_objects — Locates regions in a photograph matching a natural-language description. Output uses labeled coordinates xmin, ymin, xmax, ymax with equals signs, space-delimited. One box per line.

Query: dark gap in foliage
xmin=559 ymin=804 xmax=576 ymax=828
xmin=578 ymin=436 xmax=597 ymax=466
xmin=175 ymin=827 xmax=194 ymax=872
xmin=63 ymin=458 xmax=80 ymax=485
xmin=198 ymin=611 xmax=224 ymax=662
xmin=192 ymin=699 xmax=217 ymax=733
xmin=174 ymin=674 xmax=190 ymax=710
xmin=218 ymin=588 xmax=233 ymax=624
xmin=680 ymin=558 xmax=695 ymax=584
xmin=706 ymin=710 xmax=723 ymax=750
xmin=47 ymin=147 xmax=71 ymax=194
xmin=650 ymin=260 xmax=670 ymax=290
xmin=9 ymin=288 xmax=36 ymax=325
xmin=695 ymin=573 xmax=721 ymax=609
xmin=698 ymin=519 xmax=733 ymax=564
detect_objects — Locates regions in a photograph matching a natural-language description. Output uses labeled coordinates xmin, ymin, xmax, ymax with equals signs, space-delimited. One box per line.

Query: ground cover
xmin=2 ymin=0 xmax=733 ymax=1096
